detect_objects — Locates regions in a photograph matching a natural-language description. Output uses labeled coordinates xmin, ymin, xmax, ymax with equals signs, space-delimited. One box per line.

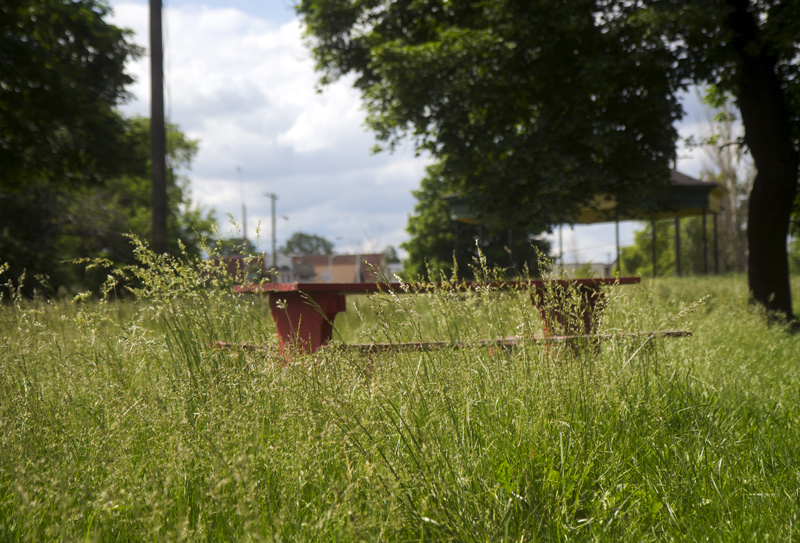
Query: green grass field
xmin=2 ymin=253 xmax=800 ymax=541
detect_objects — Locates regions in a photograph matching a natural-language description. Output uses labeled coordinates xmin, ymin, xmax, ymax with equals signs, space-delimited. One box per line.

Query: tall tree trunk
xmin=727 ymin=0 xmax=798 ymax=320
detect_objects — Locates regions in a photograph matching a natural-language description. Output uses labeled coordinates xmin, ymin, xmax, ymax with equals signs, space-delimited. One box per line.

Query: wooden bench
xmin=234 ymin=277 xmax=641 ymax=354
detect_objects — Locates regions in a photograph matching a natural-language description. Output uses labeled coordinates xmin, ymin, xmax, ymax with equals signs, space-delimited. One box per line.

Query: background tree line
xmin=1 ymin=0 xmax=215 ymax=296
xmin=0 ymin=116 xmax=215 ymax=296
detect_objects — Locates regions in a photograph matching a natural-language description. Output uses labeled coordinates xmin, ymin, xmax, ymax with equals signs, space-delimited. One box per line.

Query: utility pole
xmin=150 ymin=0 xmax=168 ymax=254
xmin=651 ymin=219 xmax=658 ymax=277
xmin=237 ymin=167 xmax=247 ymax=251
xmin=264 ymin=193 xmax=278 ymax=269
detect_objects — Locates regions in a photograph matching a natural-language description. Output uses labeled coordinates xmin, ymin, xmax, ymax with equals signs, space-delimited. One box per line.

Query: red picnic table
xmin=235 ymin=277 xmax=641 ymax=354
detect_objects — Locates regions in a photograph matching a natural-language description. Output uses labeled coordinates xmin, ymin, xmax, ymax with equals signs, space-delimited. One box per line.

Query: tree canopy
xmin=299 ymin=0 xmax=679 ymax=230
xmin=298 ymin=0 xmax=800 ymax=320
xmin=0 ymin=117 xmax=216 ymax=295
xmin=280 ymin=232 xmax=335 ymax=256
xmin=402 ymin=164 xmax=550 ymax=279
xmin=1 ymin=0 xmax=141 ymax=191
xmin=0 ymin=2 xmax=218 ymax=296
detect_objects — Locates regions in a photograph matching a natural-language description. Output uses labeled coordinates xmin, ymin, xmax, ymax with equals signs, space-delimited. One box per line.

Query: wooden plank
xmin=210 ymin=329 xmax=691 ymax=354
xmin=327 ymin=329 xmax=692 ymax=353
xmin=234 ymin=276 xmax=641 ymax=295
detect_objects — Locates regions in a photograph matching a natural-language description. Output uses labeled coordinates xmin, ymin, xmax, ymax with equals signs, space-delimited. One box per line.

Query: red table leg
xmin=268 ymin=291 xmax=347 ymax=353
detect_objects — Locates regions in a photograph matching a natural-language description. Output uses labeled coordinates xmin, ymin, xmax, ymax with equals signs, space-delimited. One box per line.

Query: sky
xmin=108 ymin=0 xmax=713 ymax=264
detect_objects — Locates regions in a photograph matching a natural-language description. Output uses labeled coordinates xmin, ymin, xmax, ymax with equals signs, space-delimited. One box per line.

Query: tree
xmin=401 ymin=164 xmax=550 ymax=279
xmin=67 ymin=116 xmax=215 ymax=267
xmin=383 ymin=246 xmax=400 ymax=264
xmin=693 ymin=92 xmax=753 ymax=273
xmin=1 ymin=0 xmax=147 ymax=295
xmin=1 ymin=0 xmax=141 ymax=191
xmin=280 ymin=232 xmax=334 ymax=256
xmin=634 ymin=0 xmax=799 ymax=319
xmin=216 ymin=238 xmax=258 ymax=257
xmin=0 ymin=117 xmax=216 ymax=294
xmin=297 ymin=0 xmax=800 ymax=320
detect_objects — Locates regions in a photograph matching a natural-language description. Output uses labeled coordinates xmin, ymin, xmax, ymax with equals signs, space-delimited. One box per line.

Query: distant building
xmin=556 ymin=261 xmax=615 ymax=277
xmin=291 ymin=254 xmax=388 ymax=283
xmin=271 ymin=253 xmax=295 ymax=283
xmin=212 ymin=252 xmax=390 ymax=284
xmin=211 ymin=255 xmax=268 ymax=283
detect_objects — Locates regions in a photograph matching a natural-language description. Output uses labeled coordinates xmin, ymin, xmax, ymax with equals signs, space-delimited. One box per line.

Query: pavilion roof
xmin=444 ymin=170 xmax=726 ymax=226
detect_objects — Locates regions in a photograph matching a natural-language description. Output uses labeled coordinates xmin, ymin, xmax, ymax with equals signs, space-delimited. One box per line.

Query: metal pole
xmin=508 ymin=228 xmax=514 ymax=269
xmin=264 ymin=193 xmax=278 ymax=269
xmin=674 ymin=216 xmax=681 ymax=276
xmin=271 ymin=195 xmax=276 ymax=269
xmin=150 ymin=0 xmax=167 ymax=254
xmin=454 ymin=220 xmax=459 ymax=260
xmin=238 ymin=167 xmax=247 ymax=251
xmin=242 ymin=204 xmax=247 ymax=251
xmin=714 ymin=212 xmax=719 ymax=273
xmin=702 ymin=210 xmax=708 ymax=274
xmin=615 ymin=218 xmax=620 ymax=275
xmin=651 ymin=218 xmax=657 ymax=277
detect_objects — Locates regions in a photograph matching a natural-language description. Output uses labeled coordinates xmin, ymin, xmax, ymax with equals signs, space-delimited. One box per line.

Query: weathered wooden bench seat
xmin=334 ymin=329 xmax=692 ymax=353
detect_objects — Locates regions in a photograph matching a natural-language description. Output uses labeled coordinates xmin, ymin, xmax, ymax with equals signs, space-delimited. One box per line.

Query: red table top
xmin=235 ymin=276 xmax=640 ymax=294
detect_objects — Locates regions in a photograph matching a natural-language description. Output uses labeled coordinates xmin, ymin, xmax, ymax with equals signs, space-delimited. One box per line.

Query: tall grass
xmin=1 ymin=247 xmax=799 ymax=541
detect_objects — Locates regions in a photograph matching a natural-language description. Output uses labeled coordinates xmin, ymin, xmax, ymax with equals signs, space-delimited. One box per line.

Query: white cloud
xmin=109 ymin=1 xmax=431 ymax=252
xmin=277 ymin=80 xmax=367 ymax=154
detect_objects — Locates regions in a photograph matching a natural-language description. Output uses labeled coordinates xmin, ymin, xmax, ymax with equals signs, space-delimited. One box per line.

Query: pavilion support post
xmin=674 ymin=216 xmax=682 ymax=277
xmin=651 ymin=218 xmax=657 ymax=278
xmin=507 ymin=229 xmax=515 ymax=270
xmin=714 ymin=213 xmax=719 ymax=273
xmin=615 ymin=218 xmax=620 ymax=275
xmin=702 ymin=210 xmax=709 ymax=274
xmin=559 ymin=225 xmax=563 ymax=266
xmin=454 ymin=220 xmax=459 ymax=261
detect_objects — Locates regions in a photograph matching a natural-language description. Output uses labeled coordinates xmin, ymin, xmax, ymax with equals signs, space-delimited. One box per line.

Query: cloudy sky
xmin=108 ymin=0 xmax=711 ymax=264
